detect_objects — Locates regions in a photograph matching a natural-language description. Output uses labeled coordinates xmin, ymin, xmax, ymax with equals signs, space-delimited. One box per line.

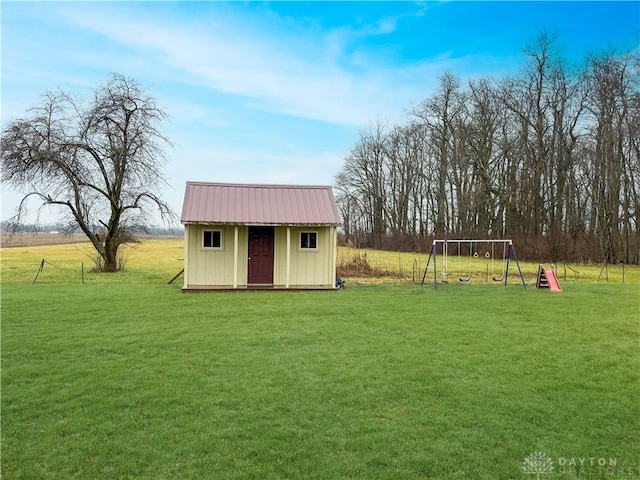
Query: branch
xmin=122 ymin=191 xmax=177 ymax=222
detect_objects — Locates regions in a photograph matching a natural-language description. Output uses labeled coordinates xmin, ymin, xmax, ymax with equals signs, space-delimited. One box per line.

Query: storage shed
xmin=180 ymin=182 xmax=341 ymax=291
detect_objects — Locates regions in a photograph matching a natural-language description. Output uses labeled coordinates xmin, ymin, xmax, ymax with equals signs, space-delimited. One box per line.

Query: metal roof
xmin=181 ymin=182 xmax=341 ymax=226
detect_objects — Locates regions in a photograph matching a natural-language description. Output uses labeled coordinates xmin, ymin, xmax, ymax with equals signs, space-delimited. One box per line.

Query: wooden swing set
xmin=421 ymin=239 xmax=527 ymax=289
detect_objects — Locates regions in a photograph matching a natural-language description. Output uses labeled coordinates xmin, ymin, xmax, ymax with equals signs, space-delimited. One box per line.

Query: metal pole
xmin=420 ymin=242 xmax=435 ymax=286
xmin=33 ymin=259 xmax=45 ymax=285
xmin=504 ymin=247 xmax=510 ymax=287
xmin=510 ymin=244 xmax=527 ymax=290
xmin=433 ymin=243 xmax=437 ymax=289
xmin=431 ymin=239 xmax=513 ymax=245
xmin=598 ymin=261 xmax=607 ymax=282
xmin=443 ymin=239 xmax=447 ymax=276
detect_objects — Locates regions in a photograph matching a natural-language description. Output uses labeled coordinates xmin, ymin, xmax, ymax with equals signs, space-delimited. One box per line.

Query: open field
xmin=1 ymin=233 xmax=96 ymax=248
xmin=1 ymin=238 xmax=185 ymax=285
xmin=1 ymin=233 xmax=184 ymax=249
xmin=336 ymin=247 xmax=638 ymax=285
xmin=1 ymin=239 xmax=639 ymax=479
xmin=1 ymin=237 xmax=637 ymax=285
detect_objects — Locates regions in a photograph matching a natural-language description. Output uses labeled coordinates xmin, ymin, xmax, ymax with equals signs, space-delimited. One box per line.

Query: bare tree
xmin=585 ymin=52 xmax=639 ymax=263
xmin=412 ymin=72 xmax=467 ymax=235
xmin=385 ymin=123 xmax=423 ymax=241
xmin=337 ymin=120 xmax=390 ymax=248
xmin=1 ymin=74 xmax=174 ymax=272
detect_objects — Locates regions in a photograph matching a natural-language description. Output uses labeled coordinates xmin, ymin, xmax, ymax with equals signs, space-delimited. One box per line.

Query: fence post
xmin=33 ymin=259 xmax=45 ymax=285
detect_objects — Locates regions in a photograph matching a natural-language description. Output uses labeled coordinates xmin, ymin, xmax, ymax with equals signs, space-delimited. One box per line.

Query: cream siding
xmin=273 ymin=226 xmax=335 ymax=287
xmin=184 ymin=223 xmax=337 ymax=290
xmin=184 ymin=224 xmax=248 ymax=288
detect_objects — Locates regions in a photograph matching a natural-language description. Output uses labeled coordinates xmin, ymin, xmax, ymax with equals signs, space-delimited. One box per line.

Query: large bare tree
xmin=1 ymin=74 xmax=174 ymax=272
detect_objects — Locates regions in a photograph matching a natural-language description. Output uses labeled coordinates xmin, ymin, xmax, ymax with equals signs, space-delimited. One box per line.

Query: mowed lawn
xmin=2 ymin=280 xmax=639 ymax=479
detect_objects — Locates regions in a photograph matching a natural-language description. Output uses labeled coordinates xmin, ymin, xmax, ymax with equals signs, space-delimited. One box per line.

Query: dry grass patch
xmin=336 ymin=246 xmax=640 ymax=285
xmin=1 ymin=239 xmax=638 ymax=285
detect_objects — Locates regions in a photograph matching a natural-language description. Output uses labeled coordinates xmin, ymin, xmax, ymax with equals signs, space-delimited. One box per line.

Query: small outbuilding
xmin=180 ymin=182 xmax=341 ymax=291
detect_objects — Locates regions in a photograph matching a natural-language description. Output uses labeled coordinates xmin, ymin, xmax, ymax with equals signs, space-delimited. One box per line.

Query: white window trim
xmin=299 ymin=231 xmax=319 ymax=252
xmin=202 ymin=229 xmax=224 ymax=251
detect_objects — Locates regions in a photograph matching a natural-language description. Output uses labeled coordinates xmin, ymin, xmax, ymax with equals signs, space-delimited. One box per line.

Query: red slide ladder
xmin=536 ymin=265 xmax=563 ymax=292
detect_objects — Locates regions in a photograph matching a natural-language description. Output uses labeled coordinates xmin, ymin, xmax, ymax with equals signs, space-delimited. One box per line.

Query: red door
xmin=248 ymin=227 xmax=274 ymax=284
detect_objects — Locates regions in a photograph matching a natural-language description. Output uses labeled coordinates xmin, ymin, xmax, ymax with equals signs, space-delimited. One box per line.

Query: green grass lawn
xmin=2 ymin=281 xmax=639 ymax=479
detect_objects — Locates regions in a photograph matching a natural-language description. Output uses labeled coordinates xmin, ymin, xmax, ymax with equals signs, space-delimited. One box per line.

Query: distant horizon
xmin=0 ymin=220 xmax=184 ymax=235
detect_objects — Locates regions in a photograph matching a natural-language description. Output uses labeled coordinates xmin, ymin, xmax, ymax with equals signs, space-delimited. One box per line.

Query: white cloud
xmin=0 ymin=2 xmax=495 ymax=222
xmin=56 ymin=4 xmax=444 ymax=127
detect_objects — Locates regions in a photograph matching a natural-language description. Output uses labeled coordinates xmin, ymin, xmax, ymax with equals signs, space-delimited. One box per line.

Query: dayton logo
xmin=522 ymin=452 xmax=554 ymax=479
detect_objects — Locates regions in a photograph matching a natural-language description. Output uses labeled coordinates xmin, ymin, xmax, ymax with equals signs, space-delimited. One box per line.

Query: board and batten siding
xmin=273 ymin=226 xmax=337 ymax=288
xmin=184 ymin=224 xmax=337 ymax=289
xmin=184 ymin=224 xmax=248 ymax=288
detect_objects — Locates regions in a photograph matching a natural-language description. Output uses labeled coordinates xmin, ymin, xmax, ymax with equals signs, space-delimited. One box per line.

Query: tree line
xmin=0 ymin=221 xmax=181 ymax=237
xmin=335 ymin=34 xmax=639 ymax=264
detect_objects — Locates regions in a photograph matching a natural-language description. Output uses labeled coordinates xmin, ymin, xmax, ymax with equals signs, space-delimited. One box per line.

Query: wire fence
xmin=336 ymin=247 xmax=638 ymax=284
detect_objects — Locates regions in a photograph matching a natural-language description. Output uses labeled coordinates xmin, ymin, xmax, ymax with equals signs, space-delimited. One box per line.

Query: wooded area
xmin=335 ymin=35 xmax=639 ymax=263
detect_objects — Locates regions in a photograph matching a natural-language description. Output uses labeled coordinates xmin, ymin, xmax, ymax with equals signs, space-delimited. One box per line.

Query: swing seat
xmin=458 ymin=276 xmax=471 ymax=283
xmin=492 ymin=275 xmax=504 ymax=282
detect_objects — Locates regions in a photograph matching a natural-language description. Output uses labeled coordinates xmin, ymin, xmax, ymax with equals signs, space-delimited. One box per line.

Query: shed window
xmin=203 ymin=230 xmax=222 ymax=249
xmin=300 ymin=231 xmax=318 ymax=250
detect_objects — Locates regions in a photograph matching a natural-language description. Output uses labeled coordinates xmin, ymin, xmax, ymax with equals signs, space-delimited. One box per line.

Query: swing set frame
xmin=421 ymin=239 xmax=527 ymax=289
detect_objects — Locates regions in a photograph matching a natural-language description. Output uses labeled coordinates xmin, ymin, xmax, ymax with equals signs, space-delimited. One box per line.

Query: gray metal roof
xmin=181 ymin=182 xmax=341 ymax=226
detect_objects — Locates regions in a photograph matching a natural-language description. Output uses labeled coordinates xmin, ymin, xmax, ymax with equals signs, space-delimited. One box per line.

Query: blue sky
xmin=2 ymin=1 xmax=639 ymax=223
